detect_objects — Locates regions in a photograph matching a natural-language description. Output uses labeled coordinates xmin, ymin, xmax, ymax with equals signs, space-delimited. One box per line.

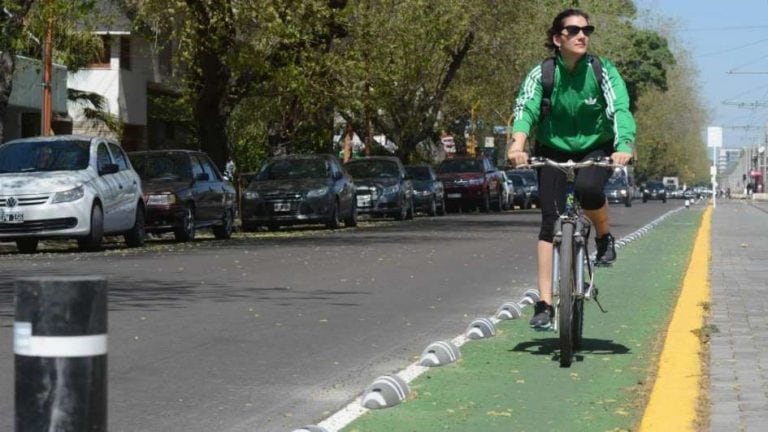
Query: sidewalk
xmin=709 ymin=200 xmax=768 ymax=431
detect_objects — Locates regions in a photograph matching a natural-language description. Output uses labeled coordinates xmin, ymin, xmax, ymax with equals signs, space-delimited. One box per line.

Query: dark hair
xmin=545 ymin=9 xmax=590 ymax=52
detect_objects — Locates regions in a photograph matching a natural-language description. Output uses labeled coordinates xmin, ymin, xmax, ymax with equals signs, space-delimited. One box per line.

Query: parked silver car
xmin=0 ymin=135 xmax=145 ymax=253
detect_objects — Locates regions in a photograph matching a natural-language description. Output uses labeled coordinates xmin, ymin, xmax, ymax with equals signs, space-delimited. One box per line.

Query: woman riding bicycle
xmin=507 ymin=8 xmax=636 ymax=329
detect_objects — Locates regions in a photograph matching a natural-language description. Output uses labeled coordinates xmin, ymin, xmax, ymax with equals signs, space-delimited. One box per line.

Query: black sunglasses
xmin=562 ymin=25 xmax=595 ymax=37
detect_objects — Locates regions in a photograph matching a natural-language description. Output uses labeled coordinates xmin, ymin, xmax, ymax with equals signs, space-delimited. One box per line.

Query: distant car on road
xmin=0 ymin=135 xmax=145 ymax=253
xmin=346 ymin=156 xmax=414 ymax=220
xmin=505 ymin=172 xmax=531 ymax=209
xmin=505 ymin=168 xmax=539 ymax=207
xmin=436 ymin=156 xmax=504 ymax=213
xmin=405 ymin=164 xmax=445 ymax=216
xmin=129 ymin=149 xmax=237 ymax=241
xmin=604 ymin=173 xmax=634 ymax=207
xmin=241 ymin=154 xmax=357 ymax=231
xmin=642 ymin=180 xmax=667 ymax=203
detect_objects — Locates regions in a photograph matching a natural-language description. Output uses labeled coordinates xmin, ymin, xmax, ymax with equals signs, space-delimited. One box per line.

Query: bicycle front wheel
xmin=558 ymin=222 xmax=576 ymax=367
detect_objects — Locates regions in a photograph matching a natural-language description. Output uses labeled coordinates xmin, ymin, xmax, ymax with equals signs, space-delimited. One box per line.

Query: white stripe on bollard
xmin=14 ymin=322 xmax=107 ymax=357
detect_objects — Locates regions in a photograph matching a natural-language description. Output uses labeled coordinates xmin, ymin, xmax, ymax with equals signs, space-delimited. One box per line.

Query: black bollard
xmin=14 ymin=276 xmax=107 ymax=432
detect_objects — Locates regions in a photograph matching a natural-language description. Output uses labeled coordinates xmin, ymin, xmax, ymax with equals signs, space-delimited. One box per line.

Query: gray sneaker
xmin=529 ymin=301 xmax=554 ymax=329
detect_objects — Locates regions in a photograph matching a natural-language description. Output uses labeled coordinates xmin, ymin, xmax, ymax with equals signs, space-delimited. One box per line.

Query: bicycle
xmin=521 ymin=156 xmax=618 ymax=367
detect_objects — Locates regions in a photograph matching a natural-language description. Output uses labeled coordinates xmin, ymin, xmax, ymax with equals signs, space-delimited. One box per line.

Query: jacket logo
xmin=584 ymin=97 xmax=598 ymax=105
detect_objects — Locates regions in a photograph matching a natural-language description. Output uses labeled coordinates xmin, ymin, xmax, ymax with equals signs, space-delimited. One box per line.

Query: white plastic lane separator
xmin=14 ymin=322 xmax=108 ymax=358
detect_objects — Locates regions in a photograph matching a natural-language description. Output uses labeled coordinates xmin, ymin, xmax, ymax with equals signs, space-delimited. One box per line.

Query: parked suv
xmin=436 ymin=156 xmax=503 ymax=212
xmin=129 ymin=150 xmax=237 ymax=241
xmin=642 ymin=180 xmax=667 ymax=203
xmin=0 ymin=135 xmax=145 ymax=253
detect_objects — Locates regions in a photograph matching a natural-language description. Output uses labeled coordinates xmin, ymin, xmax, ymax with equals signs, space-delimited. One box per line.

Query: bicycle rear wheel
xmin=558 ymin=222 xmax=576 ymax=367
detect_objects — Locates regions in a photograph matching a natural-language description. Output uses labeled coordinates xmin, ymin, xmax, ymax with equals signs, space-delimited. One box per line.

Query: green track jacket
xmin=512 ymin=54 xmax=636 ymax=154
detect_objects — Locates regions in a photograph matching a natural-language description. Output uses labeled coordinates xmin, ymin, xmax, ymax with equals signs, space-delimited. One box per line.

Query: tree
xmin=124 ymin=0 xmax=349 ymax=169
xmin=0 ymin=0 xmax=36 ymax=142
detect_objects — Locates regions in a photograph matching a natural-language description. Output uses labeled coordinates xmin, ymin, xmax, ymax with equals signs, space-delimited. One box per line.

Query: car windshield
xmin=405 ymin=166 xmax=431 ymax=180
xmin=437 ymin=159 xmax=482 ymax=173
xmin=345 ymin=160 xmax=400 ymax=179
xmin=647 ymin=182 xmax=664 ymax=189
xmin=258 ymin=158 xmax=329 ymax=180
xmin=131 ymin=153 xmax=193 ymax=180
xmin=0 ymin=139 xmax=90 ymax=173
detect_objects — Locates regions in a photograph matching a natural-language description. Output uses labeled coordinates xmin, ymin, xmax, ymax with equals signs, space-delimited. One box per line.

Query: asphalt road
xmin=0 ymin=201 xmax=674 ymax=431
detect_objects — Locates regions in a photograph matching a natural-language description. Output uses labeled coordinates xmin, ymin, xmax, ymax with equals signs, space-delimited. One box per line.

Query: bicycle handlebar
xmin=517 ymin=156 xmax=627 ymax=170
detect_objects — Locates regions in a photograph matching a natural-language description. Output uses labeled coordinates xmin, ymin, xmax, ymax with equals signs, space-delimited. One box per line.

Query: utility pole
xmin=41 ymin=0 xmax=53 ymax=136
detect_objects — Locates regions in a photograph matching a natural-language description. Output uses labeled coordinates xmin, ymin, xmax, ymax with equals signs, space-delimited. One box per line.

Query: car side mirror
xmin=195 ymin=172 xmax=210 ymax=181
xmin=99 ymin=163 xmax=119 ymax=175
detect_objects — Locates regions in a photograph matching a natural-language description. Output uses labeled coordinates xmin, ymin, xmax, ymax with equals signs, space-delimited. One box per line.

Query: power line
xmin=686 ymin=25 xmax=768 ymax=32
xmin=697 ymin=37 xmax=768 ymax=58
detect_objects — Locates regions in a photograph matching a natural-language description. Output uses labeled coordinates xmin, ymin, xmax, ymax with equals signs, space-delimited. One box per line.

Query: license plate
xmin=0 ymin=210 xmax=23 ymax=223
xmin=447 ymin=193 xmax=462 ymax=199
xmin=357 ymin=196 xmax=372 ymax=207
xmin=273 ymin=202 xmax=291 ymax=212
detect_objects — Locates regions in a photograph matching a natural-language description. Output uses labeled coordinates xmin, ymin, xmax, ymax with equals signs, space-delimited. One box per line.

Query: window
xmin=189 ymin=155 xmax=205 ymax=179
xmin=108 ymin=143 xmax=128 ymax=170
xmin=90 ymin=35 xmax=111 ymax=68
xmin=120 ymin=37 xmax=131 ymax=70
xmin=97 ymin=143 xmax=112 ymax=171
xmin=199 ymin=156 xmax=222 ymax=181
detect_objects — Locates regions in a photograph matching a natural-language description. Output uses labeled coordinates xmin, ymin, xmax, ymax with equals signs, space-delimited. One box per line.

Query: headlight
xmin=52 ymin=185 xmax=84 ymax=203
xmin=306 ymin=187 xmax=329 ymax=198
xmin=146 ymin=193 xmax=177 ymax=205
xmin=382 ymin=185 xmax=400 ymax=195
xmin=245 ymin=190 xmax=260 ymax=199
xmin=468 ymin=178 xmax=485 ymax=185
xmin=620 ymin=189 xmax=627 ymax=196
xmin=644 ymin=189 xmax=649 ymax=193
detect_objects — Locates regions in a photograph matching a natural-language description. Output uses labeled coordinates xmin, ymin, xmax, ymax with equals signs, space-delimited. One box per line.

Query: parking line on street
xmin=638 ymin=206 xmax=711 ymax=431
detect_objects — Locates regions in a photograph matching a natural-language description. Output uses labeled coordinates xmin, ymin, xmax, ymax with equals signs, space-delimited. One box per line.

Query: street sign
xmin=707 ymin=126 xmax=722 ymax=148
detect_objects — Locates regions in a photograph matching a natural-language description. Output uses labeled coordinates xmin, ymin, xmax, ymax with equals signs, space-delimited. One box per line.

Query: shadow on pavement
xmin=510 ymin=337 xmax=631 ymax=361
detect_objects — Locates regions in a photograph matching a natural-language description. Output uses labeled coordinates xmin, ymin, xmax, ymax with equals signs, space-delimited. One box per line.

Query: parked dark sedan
xmin=505 ymin=172 xmax=531 ymax=209
xmin=129 ymin=150 xmax=236 ymax=242
xmin=241 ymin=154 xmax=357 ymax=231
xmin=405 ymin=164 xmax=445 ymax=216
xmin=345 ymin=156 xmax=414 ymax=220
xmin=506 ymin=168 xmax=539 ymax=207
xmin=642 ymin=180 xmax=667 ymax=203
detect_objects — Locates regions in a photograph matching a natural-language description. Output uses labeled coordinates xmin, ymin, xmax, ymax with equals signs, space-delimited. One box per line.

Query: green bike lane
xmin=340 ymin=208 xmax=705 ymax=432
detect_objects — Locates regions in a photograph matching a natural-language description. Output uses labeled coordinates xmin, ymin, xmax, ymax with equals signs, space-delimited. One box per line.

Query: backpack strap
xmin=540 ymin=57 xmax=556 ymax=117
xmin=539 ymin=54 xmax=604 ymax=117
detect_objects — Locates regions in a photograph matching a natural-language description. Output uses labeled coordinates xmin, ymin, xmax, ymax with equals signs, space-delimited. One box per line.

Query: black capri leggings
xmin=536 ymin=143 xmax=614 ymax=243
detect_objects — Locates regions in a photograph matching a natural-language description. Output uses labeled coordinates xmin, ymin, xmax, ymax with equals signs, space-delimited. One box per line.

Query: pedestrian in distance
xmin=507 ymin=8 xmax=637 ymax=330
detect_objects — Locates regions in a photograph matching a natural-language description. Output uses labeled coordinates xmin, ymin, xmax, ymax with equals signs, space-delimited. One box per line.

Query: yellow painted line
xmin=638 ymin=206 xmax=711 ymax=432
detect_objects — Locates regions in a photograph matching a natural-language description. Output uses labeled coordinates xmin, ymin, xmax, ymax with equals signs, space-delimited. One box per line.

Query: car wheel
xmin=625 ymin=197 xmax=632 ymax=207
xmin=344 ymin=201 xmax=358 ymax=227
xmin=326 ymin=199 xmax=341 ymax=229
xmin=124 ymin=205 xmax=146 ymax=248
xmin=643 ymin=197 xmax=647 ymax=203
xmin=213 ymin=208 xmax=234 ymax=239
xmin=174 ymin=204 xmax=196 ymax=242
xmin=266 ymin=223 xmax=281 ymax=231
xmin=662 ymin=198 xmax=667 ymax=203
xmin=492 ymin=188 xmax=503 ymax=212
xmin=394 ymin=198 xmax=407 ymax=221
xmin=427 ymin=197 xmax=437 ymax=216
xmin=480 ymin=190 xmax=491 ymax=213
xmin=16 ymin=238 xmax=39 ymax=254
xmin=78 ymin=204 xmax=104 ymax=252
xmin=437 ymin=197 xmax=447 ymax=216
xmin=406 ymin=198 xmax=415 ymax=220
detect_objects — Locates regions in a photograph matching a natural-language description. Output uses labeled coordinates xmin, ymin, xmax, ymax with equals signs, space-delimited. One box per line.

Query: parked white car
xmin=0 ymin=135 xmax=145 ymax=253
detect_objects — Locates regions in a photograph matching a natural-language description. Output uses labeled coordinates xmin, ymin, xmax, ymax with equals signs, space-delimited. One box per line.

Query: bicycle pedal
xmin=530 ymin=325 xmax=554 ymax=332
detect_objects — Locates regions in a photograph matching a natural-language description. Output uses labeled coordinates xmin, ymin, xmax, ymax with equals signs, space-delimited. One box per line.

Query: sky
xmin=635 ymin=0 xmax=768 ymax=149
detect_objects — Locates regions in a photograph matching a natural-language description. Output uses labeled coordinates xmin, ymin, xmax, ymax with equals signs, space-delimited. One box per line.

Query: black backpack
xmin=540 ymin=54 xmax=604 ymax=117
